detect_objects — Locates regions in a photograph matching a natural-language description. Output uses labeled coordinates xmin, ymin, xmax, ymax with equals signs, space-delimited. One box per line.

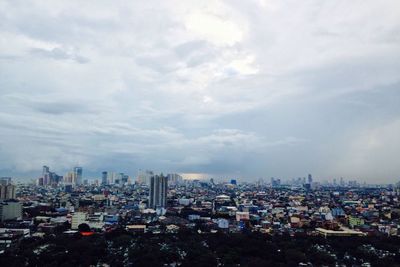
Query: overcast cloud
xmin=0 ymin=0 xmax=399 ymax=182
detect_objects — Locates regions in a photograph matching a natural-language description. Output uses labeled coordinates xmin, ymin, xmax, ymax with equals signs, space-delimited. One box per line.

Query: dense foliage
xmin=1 ymin=229 xmax=400 ymax=267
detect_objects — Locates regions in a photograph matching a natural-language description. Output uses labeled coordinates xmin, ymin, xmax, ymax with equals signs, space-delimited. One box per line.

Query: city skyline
xmin=5 ymin=164 xmax=398 ymax=186
xmin=1 ymin=1 xmax=400 ymax=182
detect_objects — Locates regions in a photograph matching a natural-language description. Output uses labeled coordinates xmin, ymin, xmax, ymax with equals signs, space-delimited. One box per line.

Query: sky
xmin=0 ymin=0 xmax=400 ymax=183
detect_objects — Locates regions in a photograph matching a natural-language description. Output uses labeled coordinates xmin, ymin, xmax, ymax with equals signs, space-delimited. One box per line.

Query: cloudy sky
xmin=1 ymin=0 xmax=400 ymax=182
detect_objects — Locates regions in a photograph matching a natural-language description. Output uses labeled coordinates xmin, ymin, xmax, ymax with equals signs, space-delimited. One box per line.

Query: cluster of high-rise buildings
xmin=33 ymin=165 xmax=182 ymax=212
xmin=35 ymin=165 xmax=183 ymax=190
xmin=101 ymin=171 xmax=130 ymax=185
xmin=64 ymin=167 xmax=83 ymax=185
xmin=36 ymin=166 xmax=82 ymax=187
xmin=36 ymin=166 xmax=63 ymax=187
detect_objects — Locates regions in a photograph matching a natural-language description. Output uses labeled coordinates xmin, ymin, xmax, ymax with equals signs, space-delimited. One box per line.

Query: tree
xmin=78 ymin=223 xmax=90 ymax=232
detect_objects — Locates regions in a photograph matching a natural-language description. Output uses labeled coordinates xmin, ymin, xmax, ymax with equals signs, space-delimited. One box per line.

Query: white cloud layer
xmin=0 ymin=0 xmax=399 ymax=182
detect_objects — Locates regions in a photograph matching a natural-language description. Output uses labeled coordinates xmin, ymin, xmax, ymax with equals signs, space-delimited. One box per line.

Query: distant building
xmin=101 ymin=171 xmax=108 ymax=185
xmin=0 ymin=177 xmax=12 ymax=186
xmin=0 ymin=201 xmax=22 ymax=221
xmin=149 ymin=174 xmax=168 ymax=209
xmin=37 ymin=177 xmax=44 ymax=186
xmin=271 ymin=177 xmax=281 ymax=187
xmin=126 ymin=225 xmax=146 ymax=233
xmin=40 ymin=166 xmax=62 ymax=186
xmin=0 ymin=178 xmax=16 ymax=200
xmin=137 ymin=170 xmax=153 ymax=185
xmin=310 ymin=182 xmax=320 ymax=190
xmin=74 ymin=167 xmax=83 ymax=185
xmin=236 ymin=211 xmax=250 ymax=222
xmin=71 ymin=212 xmax=87 ymax=230
xmin=115 ymin=173 xmax=129 ymax=185
xmin=230 ymin=179 xmax=237 ymax=185
xmin=349 ymin=180 xmax=359 ymax=187
xmin=340 ymin=177 xmax=345 ymax=187
xmin=42 ymin=165 xmax=50 ymax=185
xmin=42 ymin=166 xmax=49 ymax=177
xmin=64 ymin=184 xmax=73 ymax=193
xmin=167 ymin=173 xmax=183 ymax=186
xmin=316 ymin=227 xmax=365 ymax=237
xmin=308 ymin=174 xmax=313 ymax=184
xmin=63 ymin=171 xmax=73 ymax=184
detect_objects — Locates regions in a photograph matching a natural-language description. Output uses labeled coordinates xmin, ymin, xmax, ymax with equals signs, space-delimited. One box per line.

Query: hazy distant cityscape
xmin=5 ymin=164 xmax=400 ymax=187
xmin=12 ymin=165 xmax=400 ymax=187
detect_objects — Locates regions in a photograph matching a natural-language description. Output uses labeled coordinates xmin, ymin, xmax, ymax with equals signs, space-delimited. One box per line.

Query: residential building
xmin=149 ymin=174 xmax=168 ymax=209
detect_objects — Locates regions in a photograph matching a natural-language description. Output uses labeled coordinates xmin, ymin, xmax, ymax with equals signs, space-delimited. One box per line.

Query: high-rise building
xmin=42 ymin=165 xmax=50 ymax=185
xmin=42 ymin=165 xmax=52 ymax=186
xmin=42 ymin=166 xmax=49 ymax=177
xmin=0 ymin=178 xmax=16 ymax=200
xmin=64 ymin=171 xmax=74 ymax=184
xmin=121 ymin=174 xmax=129 ymax=184
xmin=149 ymin=174 xmax=168 ymax=209
xmin=167 ymin=173 xmax=183 ymax=186
xmin=37 ymin=177 xmax=44 ymax=186
xmin=74 ymin=167 xmax=83 ymax=185
xmin=40 ymin=166 xmax=62 ymax=186
xmin=308 ymin=174 xmax=313 ymax=184
xmin=271 ymin=177 xmax=281 ymax=187
xmin=0 ymin=177 xmax=11 ymax=186
xmin=101 ymin=171 xmax=108 ymax=185
xmin=137 ymin=170 xmax=153 ymax=185
xmin=0 ymin=184 xmax=16 ymax=200
xmin=114 ymin=172 xmax=129 ymax=185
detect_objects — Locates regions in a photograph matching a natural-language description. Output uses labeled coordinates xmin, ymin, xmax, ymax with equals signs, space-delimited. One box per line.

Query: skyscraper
xmin=42 ymin=166 xmax=50 ymax=185
xmin=64 ymin=171 xmax=74 ymax=184
xmin=102 ymin=171 xmax=108 ymax=185
xmin=0 ymin=177 xmax=16 ymax=200
xmin=308 ymin=174 xmax=313 ymax=184
xmin=42 ymin=165 xmax=49 ymax=175
xmin=74 ymin=167 xmax=83 ymax=185
xmin=121 ymin=174 xmax=129 ymax=184
xmin=40 ymin=166 xmax=62 ymax=186
xmin=149 ymin=174 xmax=168 ymax=209
xmin=167 ymin=173 xmax=183 ymax=186
xmin=0 ymin=177 xmax=11 ymax=186
xmin=137 ymin=170 xmax=153 ymax=185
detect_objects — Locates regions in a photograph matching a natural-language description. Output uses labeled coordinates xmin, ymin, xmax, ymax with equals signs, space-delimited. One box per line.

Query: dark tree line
xmin=1 ymin=229 xmax=400 ymax=267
